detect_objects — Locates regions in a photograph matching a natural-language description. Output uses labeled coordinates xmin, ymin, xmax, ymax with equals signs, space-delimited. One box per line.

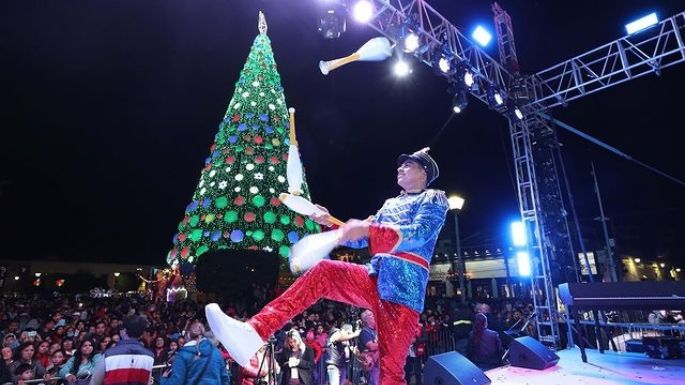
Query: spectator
xmin=3 ymin=334 xmax=18 ymax=350
xmin=58 ymin=337 xmax=102 ymax=384
xmin=0 ymin=357 xmax=9 ymax=385
xmin=36 ymin=341 xmax=51 ymax=368
xmin=15 ymin=363 xmax=43 ymax=385
xmin=9 ymin=342 xmax=46 ymax=383
xmin=160 ymin=320 xmax=229 ymax=385
xmin=324 ymin=324 xmax=359 ymax=385
xmin=279 ymin=329 xmax=315 ymax=385
xmin=466 ymin=313 xmax=503 ymax=370
xmin=238 ymin=344 xmax=279 ymax=385
xmin=2 ymin=346 xmax=14 ymax=367
xmin=98 ymin=337 xmax=112 ymax=353
xmin=43 ymin=349 xmax=66 ymax=381
xmin=359 ymin=310 xmax=379 ymax=385
xmin=151 ymin=337 xmax=168 ymax=385
xmin=61 ymin=339 xmax=76 ymax=358
xmin=90 ymin=315 xmax=154 ymax=385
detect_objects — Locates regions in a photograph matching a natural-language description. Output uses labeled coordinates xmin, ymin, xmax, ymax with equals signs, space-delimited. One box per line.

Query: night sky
xmin=2 ymin=0 xmax=684 ymax=266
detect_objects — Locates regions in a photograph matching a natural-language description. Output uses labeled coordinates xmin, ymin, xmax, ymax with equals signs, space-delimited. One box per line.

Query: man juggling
xmin=207 ymin=148 xmax=449 ymax=385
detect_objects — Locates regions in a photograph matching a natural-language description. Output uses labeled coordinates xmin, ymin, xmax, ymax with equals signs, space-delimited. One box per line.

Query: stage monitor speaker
xmin=508 ymin=336 xmax=560 ymax=370
xmin=424 ymin=351 xmax=491 ymax=385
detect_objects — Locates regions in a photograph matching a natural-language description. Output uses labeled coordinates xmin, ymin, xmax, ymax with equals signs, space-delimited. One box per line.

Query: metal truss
xmin=528 ymin=12 xmax=685 ymax=111
xmin=358 ymin=0 xmax=516 ymax=105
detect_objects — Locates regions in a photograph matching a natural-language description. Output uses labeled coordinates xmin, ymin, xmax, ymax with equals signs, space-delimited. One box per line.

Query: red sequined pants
xmin=248 ymin=259 xmax=419 ymax=385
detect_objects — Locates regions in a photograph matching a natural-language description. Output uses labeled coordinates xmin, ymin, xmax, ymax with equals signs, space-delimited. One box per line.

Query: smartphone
xmin=28 ymin=331 xmax=37 ymax=337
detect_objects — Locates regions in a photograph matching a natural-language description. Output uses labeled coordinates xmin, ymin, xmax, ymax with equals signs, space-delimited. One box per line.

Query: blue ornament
xmin=204 ymin=157 xmax=211 ymax=165
xmin=265 ymin=126 xmax=273 ymax=134
xmin=230 ymin=229 xmax=244 ymax=243
xmin=187 ymin=201 xmax=199 ymax=212
xmin=238 ymin=123 xmax=247 ymax=131
xmin=212 ymin=150 xmax=221 ymax=159
xmin=251 ymin=124 xmax=260 ymax=131
xmin=246 ymin=112 xmax=255 ymax=119
xmin=284 ymin=121 xmax=290 ymax=129
xmin=203 ymin=230 xmax=210 ymax=237
xmin=284 ymin=138 xmax=290 ymax=146
xmin=202 ymin=198 xmax=212 ymax=208
xmin=211 ymin=230 xmax=222 ymax=242
xmin=172 ymin=233 xmax=179 ymax=245
xmin=259 ymin=114 xmax=269 ymax=122
xmin=288 ymin=231 xmax=300 ymax=244
xmin=229 ymin=135 xmax=237 ymax=144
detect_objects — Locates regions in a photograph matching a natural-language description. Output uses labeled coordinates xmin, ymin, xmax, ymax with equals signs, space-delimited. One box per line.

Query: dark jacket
xmin=160 ymin=339 xmax=229 ymax=385
xmin=467 ymin=329 xmax=503 ymax=370
xmin=278 ymin=346 xmax=315 ymax=385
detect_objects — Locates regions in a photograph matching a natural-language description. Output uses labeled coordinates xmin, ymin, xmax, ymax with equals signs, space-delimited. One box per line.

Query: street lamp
xmin=448 ymin=194 xmax=466 ymax=303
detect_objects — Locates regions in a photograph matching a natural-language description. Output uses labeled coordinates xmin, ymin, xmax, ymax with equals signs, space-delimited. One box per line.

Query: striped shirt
xmin=103 ymin=339 xmax=154 ymax=385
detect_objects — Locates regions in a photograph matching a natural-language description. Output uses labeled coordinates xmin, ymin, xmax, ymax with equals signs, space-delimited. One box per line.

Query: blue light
xmin=625 ymin=13 xmax=658 ymax=35
xmin=517 ymin=251 xmax=531 ymax=277
xmin=511 ymin=221 xmax=527 ymax=246
xmin=472 ymin=26 xmax=492 ymax=47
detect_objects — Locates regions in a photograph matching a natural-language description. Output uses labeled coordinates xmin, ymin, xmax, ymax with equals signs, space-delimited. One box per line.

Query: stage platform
xmin=485 ymin=348 xmax=685 ymax=385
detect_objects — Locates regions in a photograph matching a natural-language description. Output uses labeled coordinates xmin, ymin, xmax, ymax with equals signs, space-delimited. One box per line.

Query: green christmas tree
xmin=167 ymin=13 xmax=320 ymax=283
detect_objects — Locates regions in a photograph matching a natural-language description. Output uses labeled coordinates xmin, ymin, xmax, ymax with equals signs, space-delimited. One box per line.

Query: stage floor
xmin=485 ymin=348 xmax=685 ymax=385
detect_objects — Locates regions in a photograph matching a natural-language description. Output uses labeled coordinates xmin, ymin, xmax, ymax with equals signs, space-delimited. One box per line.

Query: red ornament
xmin=248 ymin=246 xmax=259 ymax=251
xmin=282 ymin=153 xmax=289 ymax=161
xmin=244 ymin=212 xmax=256 ymax=222
xmin=200 ymin=214 xmax=206 ymax=221
xmin=294 ymin=216 xmax=305 ymax=228
xmin=181 ymin=247 xmax=190 ymax=258
xmin=270 ymin=197 xmax=281 ymax=207
xmin=269 ymin=156 xmax=280 ymax=165
xmin=210 ymin=143 xmax=217 ymax=152
xmin=243 ymin=134 xmax=252 ymax=142
xmin=182 ymin=215 xmax=189 ymax=224
xmin=254 ymin=136 xmax=264 ymax=145
xmin=224 ymin=231 xmax=231 ymax=238
xmin=255 ymin=155 xmax=265 ymax=164
xmin=225 ymin=156 xmax=236 ymax=165
xmin=234 ymin=196 xmax=246 ymax=206
xmin=231 ymin=114 xmax=241 ymax=122
xmin=245 ymin=147 xmax=255 ymax=155
xmin=178 ymin=233 xmax=187 ymax=242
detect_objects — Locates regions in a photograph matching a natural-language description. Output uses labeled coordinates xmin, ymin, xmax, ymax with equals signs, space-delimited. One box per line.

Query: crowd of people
xmin=0 ymin=281 xmax=538 ymax=385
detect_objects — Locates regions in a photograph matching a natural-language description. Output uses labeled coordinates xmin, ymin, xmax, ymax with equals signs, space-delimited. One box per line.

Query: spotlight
xmin=403 ymin=32 xmax=420 ymax=53
xmin=457 ymin=63 xmax=475 ymax=89
xmin=463 ymin=70 xmax=474 ymax=88
xmin=677 ymin=268 xmax=682 ymax=272
xmin=431 ymin=44 xmax=455 ymax=76
xmin=511 ymin=221 xmax=527 ymax=246
xmin=318 ymin=7 xmax=346 ymax=39
xmin=394 ymin=60 xmax=411 ymax=77
xmin=471 ymin=25 xmax=493 ymax=47
xmin=508 ymin=100 xmax=524 ymax=120
xmin=452 ymin=89 xmax=469 ymax=114
xmin=634 ymin=257 xmax=641 ymax=263
xmin=625 ymin=12 xmax=658 ymax=35
xmin=352 ymin=1 xmax=374 ymax=23
xmin=486 ymin=86 xmax=504 ymax=108
xmin=439 ymin=57 xmax=451 ymax=73
xmin=517 ymin=251 xmax=531 ymax=277
xmin=660 ymin=263 xmax=666 ymax=268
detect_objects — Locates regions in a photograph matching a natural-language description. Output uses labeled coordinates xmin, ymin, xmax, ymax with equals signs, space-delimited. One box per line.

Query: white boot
xmin=205 ymin=303 xmax=264 ymax=366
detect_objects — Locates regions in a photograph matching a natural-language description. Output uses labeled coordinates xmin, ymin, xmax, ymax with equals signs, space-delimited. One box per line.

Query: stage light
xmin=318 ymin=7 xmax=346 ymax=39
xmin=472 ymin=25 xmax=492 ymax=47
xmin=113 ymin=272 xmax=121 ymax=277
xmin=508 ymin=101 xmax=524 ymax=120
xmin=463 ymin=70 xmax=474 ymax=88
xmin=404 ymin=32 xmax=420 ymax=53
xmin=517 ymin=251 xmax=531 ymax=277
xmin=352 ymin=1 xmax=374 ymax=23
xmin=452 ymin=89 xmax=468 ymax=113
xmin=677 ymin=268 xmax=682 ymax=272
xmin=625 ymin=12 xmax=658 ymax=35
xmin=34 ymin=272 xmax=42 ymax=277
xmin=438 ymin=57 xmax=452 ymax=74
xmin=660 ymin=263 xmax=666 ymax=268
xmin=394 ymin=60 xmax=411 ymax=77
xmin=511 ymin=221 xmax=527 ymax=246
xmin=448 ymin=195 xmax=465 ymax=210
xmin=486 ymin=86 xmax=504 ymax=108
xmin=14 ymin=276 xmax=19 ymax=281
xmin=634 ymin=258 xmax=641 ymax=263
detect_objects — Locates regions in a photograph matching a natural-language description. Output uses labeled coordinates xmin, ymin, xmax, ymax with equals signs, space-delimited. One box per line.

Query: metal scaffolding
xmin=337 ymin=0 xmax=685 ymax=348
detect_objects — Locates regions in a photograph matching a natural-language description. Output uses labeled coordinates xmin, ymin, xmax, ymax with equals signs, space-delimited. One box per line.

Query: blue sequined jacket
xmin=343 ymin=189 xmax=449 ymax=313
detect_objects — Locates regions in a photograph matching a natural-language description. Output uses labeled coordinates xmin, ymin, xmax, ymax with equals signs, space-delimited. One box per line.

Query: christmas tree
xmin=166 ymin=13 xmax=320 ymax=283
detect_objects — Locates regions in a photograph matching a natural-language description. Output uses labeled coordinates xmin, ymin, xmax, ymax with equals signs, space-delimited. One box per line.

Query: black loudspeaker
xmin=423 ymin=352 xmax=491 ymax=385
xmin=508 ymin=336 xmax=560 ymax=370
